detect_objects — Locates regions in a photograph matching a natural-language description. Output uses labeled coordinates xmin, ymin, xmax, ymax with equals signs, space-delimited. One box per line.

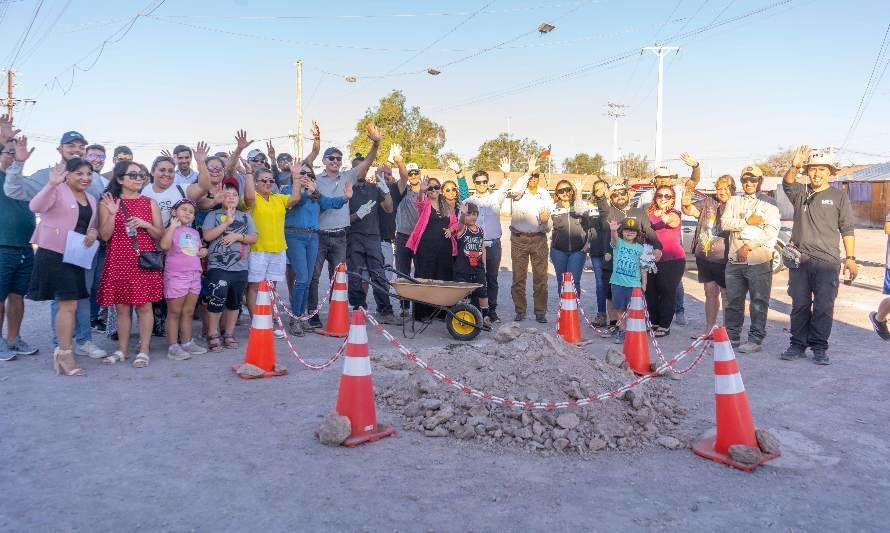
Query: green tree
xmin=756 ymin=147 xmax=796 ymax=176
xmin=469 ymin=133 xmax=544 ymax=172
xmin=563 ymin=152 xmax=605 ymax=175
xmin=349 ymin=90 xmax=446 ymax=168
xmin=437 ymin=150 xmax=464 ymax=170
xmin=620 ymin=153 xmax=651 ymax=182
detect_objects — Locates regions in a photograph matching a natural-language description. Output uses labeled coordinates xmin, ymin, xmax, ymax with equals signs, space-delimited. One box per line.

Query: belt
xmin=285 ymin=227 xmax=317 ymax=234
xmin=318 ymin=228 xmax=347 ymax=236
xmin=509 ymin=227 xmax=545 ymax=237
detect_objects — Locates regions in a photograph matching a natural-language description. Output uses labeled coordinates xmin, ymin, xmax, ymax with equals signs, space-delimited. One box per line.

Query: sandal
xmin=133 ymin=352 xmax=150 ymax=368
xmin=654 ymin=327 xmax=671 ymax=338
xmin=223 ymin=335 xmax=240 ymax=350
xmin=53 ymin=348 xmax=86 ymax=377
xmin=207 ymin=334 xmax=224 ymax=353
xmin=103 ymin=350 xmax=127 ymax=365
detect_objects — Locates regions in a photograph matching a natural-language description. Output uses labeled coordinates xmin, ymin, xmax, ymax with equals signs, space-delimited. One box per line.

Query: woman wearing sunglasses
xmin=97 ymin=161 xmax=164 ymax=367
xmin=645 ymin=185 xmax=685 ymax=336
xmin=407 ymin=176 xmax=458 ymax=321
xmin=549 ymin=180 xmax=592 ymax=297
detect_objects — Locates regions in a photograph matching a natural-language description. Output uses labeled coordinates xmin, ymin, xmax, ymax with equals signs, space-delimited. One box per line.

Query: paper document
xmin=62 ymin=230 xmax=100 ymax=269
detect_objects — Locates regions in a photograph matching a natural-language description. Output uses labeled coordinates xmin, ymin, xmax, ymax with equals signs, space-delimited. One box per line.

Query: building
xmin=831 ymin=162 xmax=890 ymax=227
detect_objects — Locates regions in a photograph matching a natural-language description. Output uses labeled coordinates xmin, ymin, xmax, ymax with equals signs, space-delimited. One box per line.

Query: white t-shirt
xmin=142 ymin=183 xmax=188 ymax=225
xmin=174 ymin=169 xmax=198 ymax=186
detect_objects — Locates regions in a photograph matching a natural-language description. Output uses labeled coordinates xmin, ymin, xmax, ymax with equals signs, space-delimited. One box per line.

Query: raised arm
xmin=98 ymin=193 xmax=120 ymax=242
xmin=189 ymin=141 xmax=212 ymax=200
xmin=352 ymin=122 xmax=381 ymax=179
xmin=3 ymin=135 xmax=38 ymax=200
xmin=785 ymin=145 xmax=809 ymax=185
xmin=225 ymin=129 xmax=252 ymax=179
xmin=242 ymin=161 xmax=256 ymax=210
xmin=286 ymin=173 xmax=301 ymax=208
xmin=29 ymin=163 xmax=66 ymax=213
xmin=679 ymin=152 xmax=701 ymax=190
xmin=303 ymin=120 xmax=321 ymax=165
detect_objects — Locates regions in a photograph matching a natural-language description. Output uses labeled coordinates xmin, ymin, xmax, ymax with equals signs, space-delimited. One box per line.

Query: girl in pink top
xmin=645 ymin=185 xmax=685 ymax=336
xmin=159 ymin=199 xmax=207 ymax=360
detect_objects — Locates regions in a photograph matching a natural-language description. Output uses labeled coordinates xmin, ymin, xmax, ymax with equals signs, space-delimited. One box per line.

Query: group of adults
xmin=0 ymin=107 xmax=878 ymax=376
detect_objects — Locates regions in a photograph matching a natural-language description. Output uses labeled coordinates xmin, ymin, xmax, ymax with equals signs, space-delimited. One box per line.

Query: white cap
xmin=805 ymin=150 xmax=839 ymax=171
xmin=406 ymin=162 xmax=420 ymax=173
xmin=247 ymin=149 xmax=264 ymax=160
xmin=653 ymin=166 xmax=677 ymax=179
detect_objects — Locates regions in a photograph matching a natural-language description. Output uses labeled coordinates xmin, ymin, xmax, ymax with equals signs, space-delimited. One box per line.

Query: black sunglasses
xmin=655 ymin=193 xmax=674 ymax=199
xmin=123 ymin=172 xmax=147 ymax=180
xmin=474 ymin=179 xmax=488 ymax=185
xmin=257 ymin=178 xmax=275 ymax=184
xmin=326 ymin=156 xmax=342 ymax=161
xmin=299 ymin=170 xmax=314 ymax=177
xmin=427 ymin=185 xmax=441 ymax=191
xmin=741 ymin=176 xmax=761 ymax=183
xmin=556 ymin=187 xmax=572 ymax=195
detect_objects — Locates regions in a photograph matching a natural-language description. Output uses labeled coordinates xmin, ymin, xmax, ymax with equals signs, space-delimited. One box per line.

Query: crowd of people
xmin=0 ymin=112 xmax=885 ymax=377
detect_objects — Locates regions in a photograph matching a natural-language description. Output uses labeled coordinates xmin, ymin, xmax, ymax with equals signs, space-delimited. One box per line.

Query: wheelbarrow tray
xmin=389 ymin=278 xmax=482 ymax=307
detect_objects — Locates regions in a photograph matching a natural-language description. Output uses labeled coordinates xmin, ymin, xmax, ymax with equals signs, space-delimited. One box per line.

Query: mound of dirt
xmin=379 ymin=324 xmax=689 ymax=455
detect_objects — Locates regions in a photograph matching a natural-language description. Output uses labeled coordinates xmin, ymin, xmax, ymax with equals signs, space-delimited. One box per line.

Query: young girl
xmin=160 ymin=199 xmax=208 ymax=360
xmin=609 ymin=217 xmax=646 ymax=344
xmin=453 ymin=203 xmax=491 ymax=327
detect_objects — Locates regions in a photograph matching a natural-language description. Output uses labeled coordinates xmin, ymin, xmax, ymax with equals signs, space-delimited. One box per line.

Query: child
xmin=453 ymin=203 xmax=491 ymax=327
xmin=609 ymin=217 xmax=646 ymax=344
xmin=160 ymin=199 xmax=208 ymax=360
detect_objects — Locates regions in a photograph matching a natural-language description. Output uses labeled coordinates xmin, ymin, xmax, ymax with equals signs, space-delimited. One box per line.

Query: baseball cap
xmin=276 ymin=152 xmax=293 ymax=162
xmin=247 ymin=149 xmax=264 ymax=160
xmin=323 ymin=147 xmax=343 ymax=159
xmin=653 ymin=166 xmax=677 ymax=179
xmin=609 ymin=183 xmax=628 ymax=193
xmin=804 ymin=150 xmax=839 ymax=171
xmin=619 ymin=217 xmax=640 ymax=233
xmin=406 ymin=162 xmax=420 ymax=174
xmin=740 ymin=164 xmax=764 ymax=178
xmin=60 ymin=131 xmax=87 ymax=145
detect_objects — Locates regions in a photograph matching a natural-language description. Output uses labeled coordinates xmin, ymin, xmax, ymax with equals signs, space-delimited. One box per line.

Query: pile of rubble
xmin=379 ymin=323 xmax=690 ymax=455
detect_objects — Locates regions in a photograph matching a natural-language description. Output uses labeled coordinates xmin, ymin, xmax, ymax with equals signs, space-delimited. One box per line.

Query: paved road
xmin=2 ymin=228 xmax=888 ymax=531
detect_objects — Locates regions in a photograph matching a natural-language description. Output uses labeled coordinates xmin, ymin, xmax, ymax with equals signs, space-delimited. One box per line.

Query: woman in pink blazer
xmin=28 ymin=158 xmax=99 ymax=376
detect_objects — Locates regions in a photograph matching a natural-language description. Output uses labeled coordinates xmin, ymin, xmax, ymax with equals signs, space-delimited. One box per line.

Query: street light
xmin=538 ymin=22 xmax=556 ymax=34
xmin=427 ymin=68 xmax=441 ymax=76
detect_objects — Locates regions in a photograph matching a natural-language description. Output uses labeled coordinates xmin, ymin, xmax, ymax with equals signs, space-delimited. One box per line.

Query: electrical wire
xmin=840 ymin=22 xmax=890 ymax=152
xmin=5 ymin=0 xmax=45 ymax=68
xmin=15 ymin=0 xmax=73 ymax=67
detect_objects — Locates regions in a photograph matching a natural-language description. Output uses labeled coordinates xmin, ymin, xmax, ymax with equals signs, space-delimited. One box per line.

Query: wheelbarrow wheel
xmin=446 ymin=303 xmax=483 ymax=341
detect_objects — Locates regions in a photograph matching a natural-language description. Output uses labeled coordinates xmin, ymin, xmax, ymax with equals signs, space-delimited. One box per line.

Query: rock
xmin=552 ymin=428 xmax=568 ymax=440
xmin=633 ymin=408 xmax=653 ymax=425
xmin=403 ymin=401 xmax=424 ymax=418
xmin=532 ymin=421 xmax=544 ymax=436
xmin=421 ymin=398 xmax=443 ymax=411
xmin=656 ymin=436 xmax=683 ymax=450
xmin=467 ymin=416 xmax=490 ymax=427
xmin=515 ymin=427 xmax=533 ymax=440
xmin=756 ymin=429 xmax=781 ymax=455
xmin=605 ymin=347 xmax=626 ymax=367
xmin=729 ymin=444 xmax=764 ymax=465
xmin=422 ymin=408 xmax=454 ymax=430
xmin=494 ymin=323 xmax=523 ymax=343
xmin=379 ymin=354 xmax=411 ymax=370
xmin=554 ymin=438 xmax=570 ymax=451
xmin=556 ymin=413 xmax=580 ymax=430
xmin=467 ymin=405 xmax=488 ymax=418
xmin=588 ymin=437 xmax=608 ymax=451
xmin=317 ymin=413 xmax=352 ymax=446
xmin=631 ymin=394 xmax=644 ymax=410
xmin=570 ymin=381 xmax=584 ymax=400
xmin=521 ymin=412 xmax=533 ymax=426
xmin=425 ymin=427 xmax=450 ymax=437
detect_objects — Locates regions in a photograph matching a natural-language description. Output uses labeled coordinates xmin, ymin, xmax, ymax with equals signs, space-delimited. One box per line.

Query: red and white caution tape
xmin=642 ymin=305 xmax=713 ymax=376
xmin=274 ymin=270 xmax=336 ymax=322
xmin=271 ymin=292 xmax=344 ymax=370
xmin=361 ymin=307 xmax=713 ymax=410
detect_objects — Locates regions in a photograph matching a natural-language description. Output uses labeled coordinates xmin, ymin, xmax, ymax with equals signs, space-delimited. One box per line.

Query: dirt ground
xmin=2 ymin=226 xmax=888 ymax=532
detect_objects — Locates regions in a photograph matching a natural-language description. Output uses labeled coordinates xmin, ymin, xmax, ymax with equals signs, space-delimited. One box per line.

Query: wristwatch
xmin=845 ymin=256 xmax=856 ymax=261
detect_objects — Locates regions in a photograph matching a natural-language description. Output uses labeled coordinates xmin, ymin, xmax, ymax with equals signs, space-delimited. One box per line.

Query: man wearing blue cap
xmin=3 ymin=129 xmax=107 ymax=359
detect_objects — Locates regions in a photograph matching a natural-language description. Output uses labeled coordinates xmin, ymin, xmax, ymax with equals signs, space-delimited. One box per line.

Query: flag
xmin=539 ymin=145 xmax=551 ymax=158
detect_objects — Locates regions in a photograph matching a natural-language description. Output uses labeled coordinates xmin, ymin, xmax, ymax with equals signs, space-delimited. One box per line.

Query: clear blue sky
xmin=3 ymin=0 xmax=889 ymax=177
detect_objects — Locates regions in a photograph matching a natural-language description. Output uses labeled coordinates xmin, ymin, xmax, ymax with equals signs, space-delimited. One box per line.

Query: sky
xmin=2 ymin=0 xmax=889 ymax=178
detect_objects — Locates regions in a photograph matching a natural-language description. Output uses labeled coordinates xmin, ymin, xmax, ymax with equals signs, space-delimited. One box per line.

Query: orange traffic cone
xmin=319 ymin=262 xmax=349 ymax=338
xmin=692 ymin=326 xmax=779 ymax=471
xmin=623 ymin=287 xmax=651 ymax=375
xmin=232 ymin=279 xmax=288 ymax=380
xmin=332 ymin=310 xmax=395 ymax=447
xmin=557 ymin=273 xmax=583 ymax=344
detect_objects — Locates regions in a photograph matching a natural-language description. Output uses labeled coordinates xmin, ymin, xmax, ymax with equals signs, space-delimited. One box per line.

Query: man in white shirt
xmin=172 ymin=144 xmax=198 ymax=185
xmin=507 ymin=157 xmax=554 ymax=323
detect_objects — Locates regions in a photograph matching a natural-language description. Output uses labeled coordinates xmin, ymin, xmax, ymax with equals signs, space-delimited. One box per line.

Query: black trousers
xmin=788 ymin=257 xmax=840 ymax=351
xmin=346 ymin=234 xmax=393 ymax=314
xmin=645 ymin=259 xmax=685 ymax=329
xmin=395 ymin=232 xmax=413 ymax=311
xmin=413 ymin=244 xmax=454 ymax=321
xmin=483 ymin=239 xmax=502 ymax=312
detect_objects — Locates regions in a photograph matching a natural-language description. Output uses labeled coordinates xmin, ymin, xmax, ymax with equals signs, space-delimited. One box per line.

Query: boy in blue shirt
xmin=609 ymin=217 xmax=646 ymax=343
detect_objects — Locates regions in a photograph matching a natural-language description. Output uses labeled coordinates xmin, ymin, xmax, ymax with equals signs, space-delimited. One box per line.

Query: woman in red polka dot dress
xmin=98 ymin=161 xmax=164 ymax=368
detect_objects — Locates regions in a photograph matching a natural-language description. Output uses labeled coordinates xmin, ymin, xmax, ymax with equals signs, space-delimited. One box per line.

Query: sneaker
xmin=308 ymin=316 xmax=323 ymax=329
xmin=812 ymin=349 xmax=830 ymax=365
xmin=780 ymin=345 xmax=805 ymax=361
xmin=181 ymin=340 xmax=208 ymax=355
xmin=288 ymin=318 xmax=305 ymax=337
xmin=535 ymin=314 xmax=548 ymax=324
xmin=489 ymin=309 xmax=501 ymax=323
xmin=0 ymin=339 xmax=16 ymax=361
xmin=869 ymin=312 xmax=890 ymax=341
xmin=482 ymin=316 xmax=493 ymax=328
xmin=737 ymin=342 xmax=762 ymax=354
xmin=593 ymin=312 xmax=607 ymax=327
xmin=514 ymin=312 xmax=526 ymax=322
xmin=91 ymin=318 xmax=106 ymax=333
xmin=274 ymin=328 xmax=285 ymax=339
xmin=614 ymin=330 xmax=626 ymax=344
xmin=167 ymin=344 xmax=191 ymax=361
xmin=730 ymin=339 xmax=741 ymax=348
xmin=599 ymin=326 xmax=616 ymax=339
xmin=8 ymin=337 xmax=38 ymax=355
xmin=299 ymin=318 xmax=314 ymax=333
xmin=75 ymin=341 xmax=107 ymax=359
xmin=674 ymin=311 xmax=688 ymax=326
xmin=378 ymin=312 xmax=403 ymax=326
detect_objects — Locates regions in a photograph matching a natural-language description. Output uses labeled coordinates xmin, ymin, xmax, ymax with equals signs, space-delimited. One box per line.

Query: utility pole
xmin=1 ymin=70 xmax=36 ymax=120
xmin=295 ymin=59 xmax=304 ymax=162
xmin=606 ymin=102 xmax=627 ymax=179
xmin=641 ymin=45 xmax=679 ymax=166
xmin=506 ymin=116 xmax=512 ymax=169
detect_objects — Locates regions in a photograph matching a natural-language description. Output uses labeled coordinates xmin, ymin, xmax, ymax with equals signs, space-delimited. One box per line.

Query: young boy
xmin=453 ymin=203 xmax=491 ymax=327
xmin=609 ymin=217 xmax=646 ymax=343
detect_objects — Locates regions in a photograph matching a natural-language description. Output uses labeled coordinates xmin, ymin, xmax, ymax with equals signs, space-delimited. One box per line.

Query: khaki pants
xmin=510 ymin=232 xmax=548 ymax=316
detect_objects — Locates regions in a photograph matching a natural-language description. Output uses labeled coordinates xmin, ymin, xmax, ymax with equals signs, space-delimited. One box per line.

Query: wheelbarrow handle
xmin=385 ymin=264 xmax=422 ymax=284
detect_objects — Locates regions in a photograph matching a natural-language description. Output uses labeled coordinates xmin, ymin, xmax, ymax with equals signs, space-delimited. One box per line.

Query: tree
xmin=563 ymin=152 xmax=605 ymax=175
xmin=437 ymin=150 xmax=463 ymax=170
xmin=756 ymin=147 xmax=796 ymax=176
xmin=349 ymin=90 xmax=446 ymax=168
xmin=469 ymin=133 xmax=544 ymax=173
xmin=620 ymin=153 xmax=651 ymax=183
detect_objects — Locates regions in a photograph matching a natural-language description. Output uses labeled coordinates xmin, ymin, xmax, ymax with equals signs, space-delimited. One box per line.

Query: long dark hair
xmin=647 ymin=185 xmax=675 ymax=215
xmin=66 ymin=157 xmax=93 ymax=174
xmin=104 ymin=160 xmax=140 ymax=198
xmin=554 ymin=179 xmax=576 ymax=206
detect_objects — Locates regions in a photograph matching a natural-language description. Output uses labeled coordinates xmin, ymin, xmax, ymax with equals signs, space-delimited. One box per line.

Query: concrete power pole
xmin=606 ymin=102 xmax=627 ymax=179
xmin=642 ymin=45 xmax=679 ymax=166
xmin=1 ymin=70 xmax=36 ymax=120
xmin=295 ymin=59 xmax=304 ymax=162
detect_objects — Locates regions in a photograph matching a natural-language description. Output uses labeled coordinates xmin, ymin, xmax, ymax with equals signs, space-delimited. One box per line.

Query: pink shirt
xmin=165 ymin=226 xmax=202 ymax=274
xmin=648 ymin=211 xmax=685 ymax=261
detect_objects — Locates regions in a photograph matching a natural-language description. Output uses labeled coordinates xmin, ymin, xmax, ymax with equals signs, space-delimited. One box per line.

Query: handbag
xmin=781 ymin=241 xmax=801 ymax=270
xmin=119 ymin=199 xmax=165 ymax=271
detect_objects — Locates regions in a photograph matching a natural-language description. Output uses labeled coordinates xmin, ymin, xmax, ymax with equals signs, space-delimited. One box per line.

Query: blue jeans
xmin=675 ymin=280 xmax=685 ymax=313
xmin=89 ymin=244 xmax=106 ymax=321
xmin=285 ymin=230 xmax=319 ymax=315
xmin=588 ymin=254 xmax=607 ymax=314
xmin=51 ymin=297 xmax=92 ymax=347
xmin=549 ymin=248 xmax=585 ymax=296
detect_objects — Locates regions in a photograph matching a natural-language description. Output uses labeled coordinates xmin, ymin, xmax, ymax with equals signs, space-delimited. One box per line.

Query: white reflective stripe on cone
xmin=256 ymin=291 xmax=272 ymax=306
xmin=342 ymin=356 xmax=372 ymax=376
xmin=335 ymin=271 xmax=348 ymax=283
xmin=714 ymin=341 xmax=736 ymax=362
xmin=331 ymin=289 xmax=348 ymax=301
xmin=626 ymin=317 xmax=647 ymax=331
xmin=561 ymin=298 xmax=577 ymax=310
xmin=715 ymin=373 xmax=746 ymax=395
xmin=630 ymin=296 xmax=644 ymax=309
xmin=561 ymin=282 xmax=574 ymax=294
xmin=348 ymin=324 xmax=368 ymax=344
xmin=252 ymin=314 xmax=274 ymax=330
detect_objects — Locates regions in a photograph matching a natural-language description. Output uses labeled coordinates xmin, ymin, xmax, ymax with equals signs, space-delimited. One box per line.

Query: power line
xmin=15 ymin=0 xmax=74 ymax=67
xmin=5 ymin=0 xmax=45 ymax=68
xmin=840 ymin=22 xmax=890 ymax=152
